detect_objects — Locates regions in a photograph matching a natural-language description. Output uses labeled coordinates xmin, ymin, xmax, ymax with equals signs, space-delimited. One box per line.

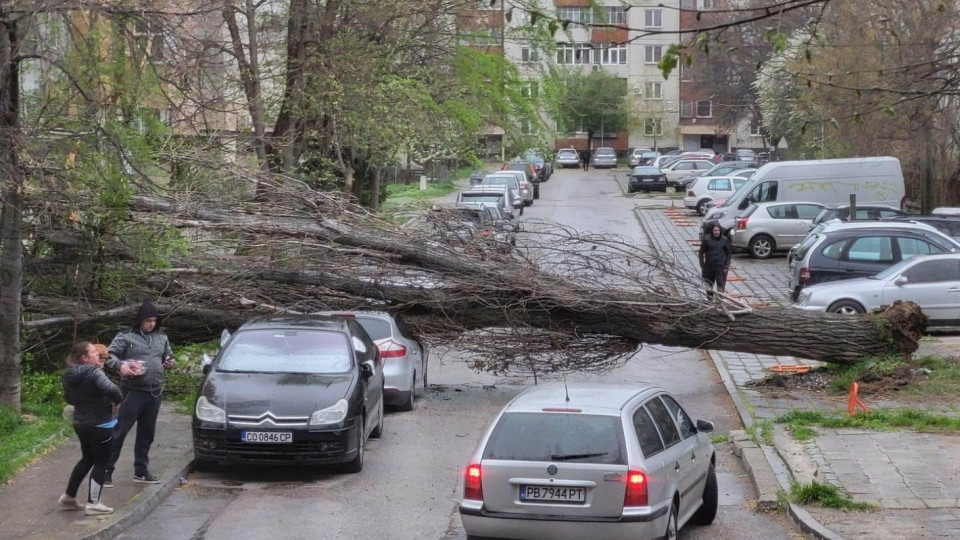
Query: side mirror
xmin=696 ymin=419 xmax=715 ymax=434
xmin=220 ymin=329 xmax=231 ymax=347
xmin=202 ymin=353 xmax=213 ymax=375
xmin=894 ymin=275 xmax=908 ymax=286
xmin=359 ymin=360 xmax=375 ymax=379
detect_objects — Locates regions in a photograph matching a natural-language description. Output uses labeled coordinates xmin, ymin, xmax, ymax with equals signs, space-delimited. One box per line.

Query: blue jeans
xmin=106 ymin=389 xmax=162 ymax=476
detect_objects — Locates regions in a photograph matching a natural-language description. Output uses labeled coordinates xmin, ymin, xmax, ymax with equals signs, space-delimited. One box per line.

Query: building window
xmin=604 ymin=6 xmax=626 ymax=24
xmin=595 ymin=44 xmax=627 ymax=65
xmin=459 ymin=27 xmax=502 ymax=46
xmin=696 ymin=100 xmax=712 ymax=117
xmin=644 ymin=45 xmax=663 ymax=64
xmin=521 ymin=47 xmax=540 ymax=63
xmin=644 ymin=82 xmax=662 ymax=99
xmin=698 ymin=0 xmax=718 ymax=9
xmin=557 ymin=43 xmax=592 ymax=64
xmin=750 ymin=116 xmax=762 ymax=136
xmin=133 ymin=17 xmax=166 ymax=60
xmin=516 ymin=10 xmax=532 ymax=25
xmin=681 ymin=0 xmax=695 ymax=9
xmin=557 ymin=7 xmax=591 ymax=24
xmin=644 ymin=9 xmax=663 ymax=28
xmin=680 ymin=101 xmax=694 ymax=118
xmin=520 ymin=81 xmax=539 ymax=99
xmin=644 ymin=119 xmax=663 ymax=136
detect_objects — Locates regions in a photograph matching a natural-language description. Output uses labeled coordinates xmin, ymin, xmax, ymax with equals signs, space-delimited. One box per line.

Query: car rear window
xmin=483 ymin=412 xmax=625 ymax=464
xmin=596 ymin=148 xmax=615 ymax=156
xmin=460 ymin=193 xmax=503 ymax=203
xmin=795 ymin=233 xmax=822 ymax=259
xmin=217 ymin=329 xmax=352 ymax=374
xmin=355 ymin=317 xmax=392 ymax=341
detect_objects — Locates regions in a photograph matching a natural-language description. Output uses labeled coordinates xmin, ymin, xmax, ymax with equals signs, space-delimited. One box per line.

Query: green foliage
xmin=790 ymin=481 xmax=875 ymax=510
xmin=21 ymin=371 xmax=64 ymax=405
xmin=746 ymin=420 xmax=774 ymax=446
xmin=710 ymin=434 xmax=729 ymax=444
xmin=552 ymin=70 xmax=629 ymax=138
xmin=776 ymin=408 xmax=960 ymax=433
xmin=164 ymin=339 xmax=219 ymax=400
xmin=0 ymin=405 xmax=69 ymax=484
xmin=788 ymin=424 xmax=817 ymax=441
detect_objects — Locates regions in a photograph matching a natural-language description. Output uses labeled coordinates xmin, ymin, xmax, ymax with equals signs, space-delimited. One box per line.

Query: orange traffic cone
xmin=847 ymin=382 xmax=869 ymax=415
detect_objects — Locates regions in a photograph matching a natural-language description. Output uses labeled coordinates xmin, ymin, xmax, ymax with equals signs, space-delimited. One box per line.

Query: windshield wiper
xmin=550 ymin=452 xmax=608 ymax=461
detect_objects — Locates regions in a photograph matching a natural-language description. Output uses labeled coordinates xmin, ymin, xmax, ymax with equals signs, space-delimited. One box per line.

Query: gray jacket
xmin=63 ymin=364 xmax=123 ymax=427
xmin=105 ymin=328 xmax=174 ymax=394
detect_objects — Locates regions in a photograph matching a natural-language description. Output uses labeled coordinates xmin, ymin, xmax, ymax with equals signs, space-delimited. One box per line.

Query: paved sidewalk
xmin=0 ymin=403 xmax=192 ymax=540
xmin=635 ymin=201 xmax=960 ymax=538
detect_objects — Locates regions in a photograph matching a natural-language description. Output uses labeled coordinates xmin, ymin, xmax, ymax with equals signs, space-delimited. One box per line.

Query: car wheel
xmin=664 ymin=501 xmax=679 ymax=540
xmin=696 ymin=199 xmax=711 ymax=216
xmin=398 ymin=378 xmax=415 ymax=412
xmin=534 ymin=185 xmax=540 ymax=199
xmin=828 ymin=300 xmax=866 ymax=315
xmin=341 ymin=418 xmax=364 ymax=473
xmin=690 ymin=461 xmax=718 ymax=525
xmin=748 ymin=234 xmax=775 ymax=259
xmin=370 ymin=397 xmax=384 ymax=439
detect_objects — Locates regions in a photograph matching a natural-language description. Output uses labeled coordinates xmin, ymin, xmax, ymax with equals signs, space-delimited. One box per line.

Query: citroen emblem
xmin=547 ymin=464 xmax=558 ymax=475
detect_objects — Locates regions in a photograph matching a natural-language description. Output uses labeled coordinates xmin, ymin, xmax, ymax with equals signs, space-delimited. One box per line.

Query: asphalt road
xmin=118 ymin=168 xmax=797 ymax=540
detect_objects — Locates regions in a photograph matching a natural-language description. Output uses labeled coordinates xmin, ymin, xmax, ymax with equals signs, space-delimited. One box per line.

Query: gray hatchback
xmin=459 ymin=383 xmax=717 ymax=540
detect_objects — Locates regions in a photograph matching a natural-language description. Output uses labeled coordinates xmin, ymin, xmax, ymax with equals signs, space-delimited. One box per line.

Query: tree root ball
xmin=878 ymin=300 xmax=928 ymax=357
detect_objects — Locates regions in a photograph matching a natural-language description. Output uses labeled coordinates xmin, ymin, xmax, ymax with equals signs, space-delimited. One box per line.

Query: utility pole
xmin=922 ymin=121 xmax=933 ymax=213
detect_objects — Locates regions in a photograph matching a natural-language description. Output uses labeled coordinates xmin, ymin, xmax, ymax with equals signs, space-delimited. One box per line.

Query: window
xmin=645 ymin=397 xmax=681 ymax=448
xmin=644 ymin=118 xmax=662 ymax=136
xmin=558 ymin=7 xmax=591 ymax=24
xmin=133 ymin=17 xmax=166 ymax=60
xmin=768 ymin=204 xmax=798 ymax=219
xmin=633 ymin=406 xmax=665 ymax=457
xmin=520 ymin=81 xmax=539 ymax=99
xmin=846 ymin=236 xmax=894 ymax=263
xmin=733 ymin=178 xmax=748 ymax=190
xmin=660 ymin=395 xmax=697 ymax=439
xmin=696 ymin=100 xmax=713 ymax=117
xmin=675 ymin=162 xmax=696 ymax=171
xmin=681 ymin=0 xmax=696 ymax=9
xmin=708 ymin=178 xmax=731 ymax=191
xmin=821 ymin=239 xmax=847 ymax=260
xmin=355 ymin=317 xmax=392 ymax=341
xmin=459 ymin=27 xmax=502 ymax=45
xmin=217 ymin=330 xmax=352 ymax=374
xmin=644 ymin=9 xmax=663 ymax=28
xmin=484 ymin=412 xmax=625 ymax=464
xmin=750 ymin=116 xmax=762 ymax=136
xmin=680 ymin=101 xmax=694 ymax=118
xmin=516 ymin=10 xmax=532 ymax=25
xmin=520 ymin=47 xmax=539 ymax=63
xmin=557 ymin=43 xmax=592 ymax=64
xmin=644 ymin=82 xmax=662 ymax=99
xmin=699 ymin=0 xmax=718 ymax=8
xmin=595 ymin=44 xmax=627 ymax=65
xmin=796 ymin=204 xmax=825 ymax=220
xmin=644 ymin=45 xmax=663 ymax=64
xmin=604 ymin=6 xmax=626 ymax=24
xmin=903 ymin=260 xmax=960 ymax=284
xmin=897 ymin=237 xmax=944 ymax=260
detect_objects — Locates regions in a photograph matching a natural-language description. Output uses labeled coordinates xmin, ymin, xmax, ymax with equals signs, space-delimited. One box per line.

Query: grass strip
xmin=0 ymin=404 xmax=69 ymax=484
xmin=790 ymin=481 xmax=875 ymax=510
xmin=776 ymin=408 xmax=960 ymax=433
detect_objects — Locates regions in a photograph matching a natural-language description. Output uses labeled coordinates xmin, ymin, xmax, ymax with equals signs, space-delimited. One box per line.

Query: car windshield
xmin=872 ymin=257 xmax=918 ymax=280
xmin=460 ymin=193 xmax=503 ymax=203
xmin=596 ymin=148 xmax=615 ymax=156
xmin=482 ymin=412 xmax=624 ymax=464
xmin=794 ymin=233 xmax=821 ymax=260
xmin=559 ymin=150 xmax=577 ymax=157
xmin=356 ymin=317 xmax=392 ymax=341
xmin=217 ymin=329 xmax=352 ymax=374
xmin=483 ymin=177 xmax=518 ymax=188
xmin=632 ymin=167 xmax=661 ymax=175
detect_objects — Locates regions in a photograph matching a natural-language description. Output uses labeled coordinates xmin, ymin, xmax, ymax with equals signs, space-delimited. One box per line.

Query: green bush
xmin=164 ymin=340 xmax=219 ymax=399
xmin=0 ymin=406 xmax=24 ymax=437
xmin=21 ymin=371 xmax=65 ymax=405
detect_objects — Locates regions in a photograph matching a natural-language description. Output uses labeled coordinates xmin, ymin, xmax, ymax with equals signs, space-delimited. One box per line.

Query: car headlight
xmin=196 ymin=396 xmax=226 ymax=424
xmin=310 ymin=399 xmax=348 ymax=426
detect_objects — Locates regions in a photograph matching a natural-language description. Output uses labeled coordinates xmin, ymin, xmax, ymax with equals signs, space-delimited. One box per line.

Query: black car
xmin=628 ymin=166 xmax=667 ymax=193
xmin=813 ymin=205 xmax=907 ymax=227
xmin=887 ymin=215 xmax=960 ymax=242
xmin=193 ymin=315 xmax=385 ymax=472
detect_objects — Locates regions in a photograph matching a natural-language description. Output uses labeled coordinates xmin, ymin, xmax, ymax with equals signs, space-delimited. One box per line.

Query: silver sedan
xmin=793 ymin=253 xmax=960 ymax=324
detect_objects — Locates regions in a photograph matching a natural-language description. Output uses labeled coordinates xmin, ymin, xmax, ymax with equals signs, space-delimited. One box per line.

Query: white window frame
xmin=644 ymin=45 xmax=663 ymax=64
xmin=520 ymin=80 xmax=539 ymax=99
xmin=595 ymin=44 xmax=627 ymax=65
xmin=604 ymin=6 xmax=626 ymax=24
xmin=749 ymin=116 xmax=762 ymax=136
xmin=558 ymin=7 xmax=591 ymax=24
xmin=680 ymin=101 xmax=694 ymax=118
xmin=557 ymin=43 xmax=592 ymax=65
xmin=644 ymin=9 xmax=663 ymax=28
xmin=644 ymin=118 xmax=663 ymax=136
xmin=644 ymin=82 xmax=662 ymax=99
xmin=521 ymin=47 xmax=539 ymax=63
xmin=699 ymin=0 xmax=718 ymax=9
xmin=696 ymin=100 xmax=712 ymax=118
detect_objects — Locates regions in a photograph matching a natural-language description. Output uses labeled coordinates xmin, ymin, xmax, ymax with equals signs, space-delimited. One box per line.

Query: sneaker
xmin=133 ymin=472 xmax=160 ymax=484
xmin=84 ymin=501 xmax=114 ymax=516
xmin=58 ymin=494 xmax=83 ymax=511
xmin=102 ymin=471 xmax=113 ymax=488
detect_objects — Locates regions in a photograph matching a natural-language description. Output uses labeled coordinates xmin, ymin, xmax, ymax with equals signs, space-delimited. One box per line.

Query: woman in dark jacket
xmin=59 ymin=341 xmax=123 ymax=515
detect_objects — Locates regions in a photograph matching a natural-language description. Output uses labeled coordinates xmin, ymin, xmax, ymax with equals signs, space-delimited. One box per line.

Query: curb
xmin=729 ymin=430 xmax=780 ymax=512
xmin=82 ymin=449 xmax=193 ymax=540
xmin=788 ymin=503 xmax=848 ymax=540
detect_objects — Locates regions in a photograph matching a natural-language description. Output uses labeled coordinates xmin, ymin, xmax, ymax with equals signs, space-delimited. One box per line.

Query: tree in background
xmin=551 ymin=70 xmax=629 ymax=149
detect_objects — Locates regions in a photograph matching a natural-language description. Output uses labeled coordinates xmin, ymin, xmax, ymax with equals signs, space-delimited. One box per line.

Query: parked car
xmin=628 ymin=166 xmax=668 ymax=193
xmin=887 ymin=215 xmax=960 ymax=242
xmin=423 ymin=205 xmax=517 ymax=254
xmin=590 ymin=147 xmax=618 ymax=169
xmin=556 ymin=148 xmax=581 ymax=168
xmin=627 ymin=148 xmax=652 ymax=167
xmin=482 ymin=174 xmax=531 ymax=208
xmin=662 ymin=159 xmax=716 ymax=189
xmin=487 ymin=171 xmax=535 ymax=205
xmin=735 ymin=149 xmax=757 ymax=161
xmin=457 ymin=187 xmax=520 ymax=219
xmin=787 ymin=222 xmax=960 ymax=300
xmin=521 ymin=150 xmax=553 ymax=181
xmin=731 ymin=201 xmax=826 ymax=258
xmin=459 ymin=382 xmax=717 ymax=540
xmin=192 ymin=315 xmax=385 ymax=472
xmin=793 ymin=253 xmax=960 ymax=322
xmin=316 ymin=311 xmax=428 ymax=411
xmin=807 ymin=204 xmax=907 ymax=235
xmin=503 ymin=160 xmax=540 ymax=194
xmin=684 ymin=176 xmax=749 ymax=216
xmin=676 ymin=161 xmax=757 ymax=191
xmin=469 ymin=170 xmax=485 ymax=186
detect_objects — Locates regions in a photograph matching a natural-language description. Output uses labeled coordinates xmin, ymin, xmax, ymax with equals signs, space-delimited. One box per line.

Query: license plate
xmin=519 ymin=485 xmax=586 ymax=504
xmin=241 ymin=431 xmax=293 ymax=443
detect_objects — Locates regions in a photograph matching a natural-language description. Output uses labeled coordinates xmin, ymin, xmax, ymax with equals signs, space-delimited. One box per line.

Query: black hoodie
xmin=62 ymin=364 xmax=123 ymax=427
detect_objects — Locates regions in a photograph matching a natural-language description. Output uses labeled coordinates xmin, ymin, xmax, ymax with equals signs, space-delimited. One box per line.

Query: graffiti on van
xmin=786 ymin=179 xmax=900 ymax=200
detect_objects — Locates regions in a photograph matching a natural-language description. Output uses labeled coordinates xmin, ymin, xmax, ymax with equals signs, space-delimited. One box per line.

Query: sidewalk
xmin=0 ymin=403 xmax=192 ymax=540
xmin=634 ymin=200 xmax=960 ymax=539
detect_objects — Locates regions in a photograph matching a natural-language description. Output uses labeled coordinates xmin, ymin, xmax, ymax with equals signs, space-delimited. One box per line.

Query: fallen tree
xmin=20 ymin=179 xmax=927 ymax=372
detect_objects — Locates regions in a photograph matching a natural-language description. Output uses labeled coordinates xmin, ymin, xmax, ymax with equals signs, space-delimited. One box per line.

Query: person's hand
xmin=120 ymin=362 xmax=140 ymax=377
xmin=162 ymin=357 xmax=174 ymax=370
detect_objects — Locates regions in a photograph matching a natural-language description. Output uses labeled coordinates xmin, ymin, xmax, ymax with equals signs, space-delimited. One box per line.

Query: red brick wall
xmin=591 ymin=27 xmax=628 ymax=43
xmin=555 ymin=0 xmax=590 ymax=6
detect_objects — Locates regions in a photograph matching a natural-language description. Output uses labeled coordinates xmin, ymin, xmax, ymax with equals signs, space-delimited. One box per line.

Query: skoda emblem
xmin=547 ymin=464 xmax=558 ymax=475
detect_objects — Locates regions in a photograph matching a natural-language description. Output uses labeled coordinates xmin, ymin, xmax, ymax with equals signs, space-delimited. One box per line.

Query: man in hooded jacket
xmin=102 ymin=301 xmax=175 ymax=486
xmin=699 ymin=223 xmax=733 ymax=297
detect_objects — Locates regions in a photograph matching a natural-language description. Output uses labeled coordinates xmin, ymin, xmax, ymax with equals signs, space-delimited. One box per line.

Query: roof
xmin=239 ymin=315 xmax=350 ymax=332
xmin=506 ymin=382 xmax=659 ymax=415
xmin=821 ymin=220 xmax=939 ymax=234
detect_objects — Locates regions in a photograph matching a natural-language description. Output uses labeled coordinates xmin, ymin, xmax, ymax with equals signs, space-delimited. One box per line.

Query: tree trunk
xmin=370 ymin=167 xmax=381 ymax=211
xmin=0 ymin=19 xmax=23 ymax=410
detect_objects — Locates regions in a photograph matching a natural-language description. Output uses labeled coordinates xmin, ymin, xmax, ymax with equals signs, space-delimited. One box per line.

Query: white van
xmin=703 ymin=157 xmax=904 ymax=230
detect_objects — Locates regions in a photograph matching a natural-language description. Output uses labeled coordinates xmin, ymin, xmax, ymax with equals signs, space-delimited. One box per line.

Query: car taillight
xmin=799 ymin=267 xmax=810 ymax=284
xmin=687 ymin=190 xmax=695 ymax=197
xmin=623 ymin=470 xmax=648 ymax=507
xmin=377 ymin=339 xmax=407 ymax=358
xmin=737 ymin=218 xmax=749 ymax=230
xmin=464 ymin=464 xmax=483 ymax=500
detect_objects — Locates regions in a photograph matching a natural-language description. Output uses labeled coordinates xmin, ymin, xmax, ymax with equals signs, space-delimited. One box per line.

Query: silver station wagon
xmin=459 ymin=383 xmax=717 ymax=540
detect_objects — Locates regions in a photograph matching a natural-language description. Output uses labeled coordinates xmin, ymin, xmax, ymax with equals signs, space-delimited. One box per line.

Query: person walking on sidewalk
xmin=103 ymin=301 xmax=175 ymax=487
xmin=699 ymin=223 xmax=732 ymax=297
xmin=60 ymin=342 xmax=123 ymax=516
xmin=580 ymin=148 xmax=591 ymax=171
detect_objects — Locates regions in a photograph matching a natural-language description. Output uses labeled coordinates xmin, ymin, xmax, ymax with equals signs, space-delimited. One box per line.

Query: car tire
xmin=398 ymin=379 xmax=415 ymax=412
xmin=664 ymin=501 xmax=679 ymax=540
xmin=696 ymin=199 xmax=711 ymax=216
xmin=370 ymin=397 xmax=384 ymax=439
xmin=534 ymin=185 xmax=540 ymax=199
xmin=341 ymin=418 xmax=364 ymax=473
xmin=748 ymin=234 xmax=775 ymax=259
xmin=690 ymin=461 xmax=718 ymax=525
xmin=828 ymin=300 xmax=866 ymax=315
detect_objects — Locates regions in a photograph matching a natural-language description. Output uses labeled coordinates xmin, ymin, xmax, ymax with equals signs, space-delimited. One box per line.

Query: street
xmin=117 ymin=168 xmax=796 ymax=540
